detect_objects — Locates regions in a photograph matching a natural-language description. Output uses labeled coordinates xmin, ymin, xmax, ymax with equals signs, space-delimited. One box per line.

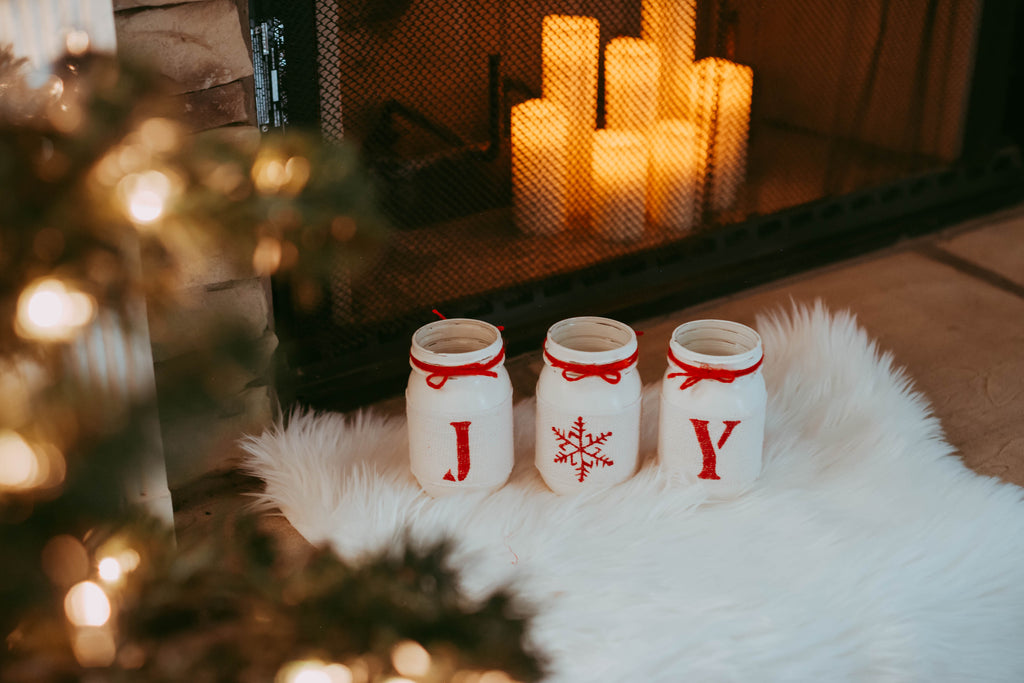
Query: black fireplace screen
xmin=254 ymin=0 xmax=1023 ymax=409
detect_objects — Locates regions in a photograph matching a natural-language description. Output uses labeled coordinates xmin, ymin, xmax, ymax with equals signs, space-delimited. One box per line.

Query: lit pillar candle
xmin=542 ymin=15 xmax=600 ymax=225
xmin=605 ymin=37 xmax=661 ymax=133
xmin=511 ymin=99 xmax=570 ymax=236
xmin=641 ymin=0 xmax=698 ymax=120
xmin=648 ymin=119 xmax=706 ymax=231
xmin=695 ymin=57 xmax=754 ymax=212
xmin=592 ymin=130 xmax=648 ymax=242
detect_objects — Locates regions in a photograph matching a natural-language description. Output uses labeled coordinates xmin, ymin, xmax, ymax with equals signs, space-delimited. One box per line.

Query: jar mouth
xmin=411 ymin=318 xmax=502 ymax=367
xmin=546 ymin=316 xmax=637 ymax=365
xmin=670 ymin=319 xmax=762 ymax=368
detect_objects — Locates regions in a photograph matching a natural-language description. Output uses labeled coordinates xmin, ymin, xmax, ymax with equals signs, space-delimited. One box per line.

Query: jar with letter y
xmin=658 ymin=319 xmax=766 ymax=500
xmin=407 ymin=318 xmax=514 ymax=497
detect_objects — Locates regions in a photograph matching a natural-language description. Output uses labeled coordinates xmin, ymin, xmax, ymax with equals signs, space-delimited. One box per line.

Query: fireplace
xmin=252 ymin=0 xmax=1024 ymax=411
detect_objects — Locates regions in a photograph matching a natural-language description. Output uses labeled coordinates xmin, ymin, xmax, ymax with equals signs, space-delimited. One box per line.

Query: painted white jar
xmin=658 ymin=319 xmax=766 ymax=499
xmin=535 ymin=316 xmax=641 ymax=495
xmin=407 ymin=318 xmax=514 ymax=497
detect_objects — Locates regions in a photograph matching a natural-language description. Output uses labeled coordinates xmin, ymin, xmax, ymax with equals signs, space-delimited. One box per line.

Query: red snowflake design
xmin=552 ymin=416 xmax=614 ymax=483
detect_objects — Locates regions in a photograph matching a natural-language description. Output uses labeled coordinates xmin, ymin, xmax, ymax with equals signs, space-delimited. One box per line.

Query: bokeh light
xmin=253 ymin=153 xmax=310 ymax=196
xmin=391 ymin=640 xmax=431 ymax=678
xmin=65 ymin=30 xmax=91 ymax=56
xmin=64 ymin=581 xmax=111 ymax=627
xmin=72 ymin=627 xmax=117 ymax=667
xmin=119 ymin=170 xmax=173 ymax=224
xmin=252 ymin=236 xmax=283 ymax=275
xmin=97 ymin=557 xmax=123 ymax=583
xmin=16 ymin=278 xmax=96 ymax=342
xmin=42 ymin=535 xmax=90 ymax=587
xmin=0 ymin=430 xmax=38 ymax=489
xmin=277 ymin=660 xmax=353 ymax=683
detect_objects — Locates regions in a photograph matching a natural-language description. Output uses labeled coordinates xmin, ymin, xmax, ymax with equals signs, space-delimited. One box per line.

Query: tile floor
xmin=174 ymin=202 xmax=1024 ymax=549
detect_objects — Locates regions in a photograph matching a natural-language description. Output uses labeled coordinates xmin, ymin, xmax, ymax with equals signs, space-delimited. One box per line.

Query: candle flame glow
xmin=391 ymin=640 xmax=431 ymax=677
xmin=97 ymin=557 xmax=123 ymax=583
xmin=0 ymin=430 xmax=39 ymax=489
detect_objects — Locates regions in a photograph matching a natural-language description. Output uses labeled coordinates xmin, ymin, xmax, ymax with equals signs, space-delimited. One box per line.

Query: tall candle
xmin=542 ymin=15 xmax=600 ymax=224
xmin=695 ymin=57 xmax=753 ymax=212
xmin=641 ymin=0 xmax=698 ymax=120
xmin=648 ymin=119 xmax=705 ymax=231
xmin=591 ymin=130 xmax=648 ymax=242
xmin=605 ymin=37 xmax=661 ymax=133
xmin=511 ymin=99 xmax=570 ymax=236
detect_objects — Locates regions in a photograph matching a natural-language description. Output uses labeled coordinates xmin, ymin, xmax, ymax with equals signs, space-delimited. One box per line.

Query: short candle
xmin=648 ymin=119 xmax=705 ymax=231
xmin=591 ymin=130 xmax=648 ymax=242
xmin=695 ymin=57 xmax=754 ymax=212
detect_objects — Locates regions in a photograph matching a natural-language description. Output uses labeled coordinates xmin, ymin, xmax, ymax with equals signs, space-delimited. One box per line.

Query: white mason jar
xmin=657 ymin=319 xmax=766 ymax=499
xmin=407 ymin=318 xmax=514 ymax=497
xmin=535 ymin=316 xmax=642 ymax=495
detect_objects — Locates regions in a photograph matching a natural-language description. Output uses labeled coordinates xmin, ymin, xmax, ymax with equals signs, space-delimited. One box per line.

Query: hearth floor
xmin=173 ymin=201 xmax=1024 ymax=559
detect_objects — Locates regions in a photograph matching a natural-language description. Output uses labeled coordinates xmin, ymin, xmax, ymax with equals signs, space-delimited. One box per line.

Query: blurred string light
xmin=391 ymin=640 xmax=431 ymax=678
xmin=0 ymin=429 xmax=63 ymax=492
xmin=97 ymin=547 xmax=141 ymax=584
xmin=15 ymin=278 xmax=96 ymax=342
xmin=252 ymin=152 xmax=311 ymax=196
xmin=277 ymin=660 xmax=354 ymax=683
xmin=252 ymin=235 xmax=283 ymax=275
xmin=64 ymin=581 xmax=111 ymax=627
xmin=118 ymin=169 xmax=174 ymax=224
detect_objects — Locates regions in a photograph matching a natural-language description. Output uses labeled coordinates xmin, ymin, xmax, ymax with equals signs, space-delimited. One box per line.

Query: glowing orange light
xmin=119 ymin=170 xmax=173 ymax=224
xmin=65 ymin=30 xmax=91 ymax=56
xmin=277 ymin=660 xmax=353 ymax=683
xmin=97 ymin=557 xmax=123 ymax=583
xmin=391 ymin=640 xmax=431 ymax=678
xmin=64 ymin=581 xmax=111 ymax=627
xmin=16 ymin=278 xmax=95 ymax=341
xmin=0 ymin=430 xmax=39 ymax=489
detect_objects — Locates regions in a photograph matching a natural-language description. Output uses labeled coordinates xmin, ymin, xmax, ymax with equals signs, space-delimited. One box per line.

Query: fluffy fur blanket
xmin=242 ymin=304 xmax=1024 ymax=682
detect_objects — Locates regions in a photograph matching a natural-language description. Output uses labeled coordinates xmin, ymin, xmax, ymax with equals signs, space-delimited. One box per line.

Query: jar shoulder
xmin=407 ymin=370 xmax=513 ymax=413
xmin=537 ymin=367 xmax=642 ymax=408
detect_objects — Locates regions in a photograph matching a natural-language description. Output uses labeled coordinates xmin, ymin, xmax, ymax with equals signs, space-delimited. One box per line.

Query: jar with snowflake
xmin=407 ymin=318 xmax=514 ymax=496
xmin=657 ymin=319 xmax=766 ymax=499
xmin=535 ymin=316 xmax=642 ymax=494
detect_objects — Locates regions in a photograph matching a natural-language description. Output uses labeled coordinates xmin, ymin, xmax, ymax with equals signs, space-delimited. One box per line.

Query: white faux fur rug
xmin=242 ymin=304 xmax=1024 ymax=682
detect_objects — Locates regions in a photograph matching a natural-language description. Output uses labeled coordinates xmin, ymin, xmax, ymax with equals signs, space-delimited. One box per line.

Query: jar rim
xmin=545 ymin=316 xmax=638 ymax=366
xmin=669 ymin=319 xmax=762 ymax=369
xmin=411 ymin=318 xmax=503 ymax=368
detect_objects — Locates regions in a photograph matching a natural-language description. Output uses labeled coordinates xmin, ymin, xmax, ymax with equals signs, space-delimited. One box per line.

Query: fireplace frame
xmin=259 ymin=0 xmax=1024 ymax=412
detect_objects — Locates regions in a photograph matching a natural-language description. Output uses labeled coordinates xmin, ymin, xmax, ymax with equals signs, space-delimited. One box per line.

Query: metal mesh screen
xmin=275 ymin=0 xmax=979 ymax=352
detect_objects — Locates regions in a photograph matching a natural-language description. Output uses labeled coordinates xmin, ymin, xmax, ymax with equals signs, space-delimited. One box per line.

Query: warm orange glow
xmin=277 ymin=660 xmax=353 ymax=683
xmin=604 ymin=38 xmax=660 ymax=132
xmin=119 ymin=170 xmax=173 ymax=224
xmin=97 ymin=557 xmax=123 ymax=583
xmin=0 ymin=430 xmax=38 ymax=489
xmin=253 ymin=236 xmax=284 ymax=275
xmin=648 ymin=119 xmax=705 ymax=230
xmin=542 ymin=15 xmax=600 ymax=220
xmin=253 ymin=154 xmax=311 ymax=196
xmin=65 ymin=581 xmax=112 ymax=627
xmin=16 ymin=278 xmax=95 ymax=342
xmin=137 ymin=118 xmax=183 ymax=154
xmin=642 ymin=0 xmax=698 ymax=119
xmin=390 ymin=640 xmax=431 ymax=677
xmin=65 ymin=30 xmax=91 ymax=56
xmin=511 ymin=99 xmax=569 ymax=235
xmin=72 ymin=627 xmax=117 ymax=668
xmin=694 ymin=57 xmax=754 ymax=211
xmin=42 ymin=535 xmax=90 ymax=587
xmin=591 ymin=130 xmax=648 ymax=242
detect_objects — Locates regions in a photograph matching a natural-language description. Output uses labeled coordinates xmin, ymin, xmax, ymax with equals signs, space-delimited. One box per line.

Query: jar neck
xmin=410 ymin=319 xmax=503 ymax=368
xmin=544 ymin=316 xmax=638 ymax=367
xmin=668 ymin=319 xmax=762 ymax=372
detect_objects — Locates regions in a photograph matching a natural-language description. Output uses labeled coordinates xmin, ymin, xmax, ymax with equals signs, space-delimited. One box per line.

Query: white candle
xmin=591 ymin=130 xmax=648 ymax=242
xmin=641 ymin=0 xmax=698 ymax=120
xmin=511 ymin=99 xmax=570 ymax=236
xmin=694 ymin=57 xmax=754 ymax=212
xmin=604 ymin=37 xmax=661 ymax=133
xmin=648 ymin=119 xmax=705 ymax=231
xmin=542 ymin=15 xmax=600 ymax=225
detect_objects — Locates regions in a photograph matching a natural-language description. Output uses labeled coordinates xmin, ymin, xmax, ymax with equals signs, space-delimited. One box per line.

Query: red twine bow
xmin=543 ymin=344 xmax=639 ymax=385
xmin=410 ymin=346 xmax=506 ymax=389
xmin=666 ymin=347 xmax=763 ymax=390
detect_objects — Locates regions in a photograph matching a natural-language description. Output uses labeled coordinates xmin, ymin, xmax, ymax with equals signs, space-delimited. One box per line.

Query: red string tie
xmin=543 ymin=344 xmax=639 ymax=385
xmin=666 ymin=347 xmax=763 ymax=390
xmin=410 ymin=346 xmax=506 ymax=389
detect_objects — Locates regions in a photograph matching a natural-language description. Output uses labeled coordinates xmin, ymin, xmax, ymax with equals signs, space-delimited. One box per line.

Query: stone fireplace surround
xmin=113 ymin=0 xmax=272 ymax=487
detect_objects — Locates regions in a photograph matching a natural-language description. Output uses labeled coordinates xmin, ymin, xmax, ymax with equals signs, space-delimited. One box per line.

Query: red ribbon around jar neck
xmin=666 ymin=347 xmax=763 ymax=391
xmin=410 ymin=346 xmax=506 ymax=389
xmin=543 ymin=345 xmax=639 ymax=385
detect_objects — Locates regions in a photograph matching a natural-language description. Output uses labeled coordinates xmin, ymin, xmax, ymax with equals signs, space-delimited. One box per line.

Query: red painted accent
xmin=410 ymin=346 xmax=505 ymax=389
xmin=667 ymin=349 xmax=763 ymax=390
xmin=543 ymin=344 xmax=640 ymax=384
xmin=690 ymin=419 xmax=742 ymax=480
xmin=552 ymin=416 xmax=614 ymax=482
xmin=443 ymin=421 xmax=472 ymax=482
